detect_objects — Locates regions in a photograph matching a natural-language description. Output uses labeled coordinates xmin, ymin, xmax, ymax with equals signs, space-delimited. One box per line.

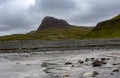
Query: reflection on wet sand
xmin=0 ymin=50 xmax=120 ymax=78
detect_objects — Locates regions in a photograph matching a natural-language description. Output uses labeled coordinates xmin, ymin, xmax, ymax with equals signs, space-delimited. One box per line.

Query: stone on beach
xmin=78 ymin=60 xmax=84 ymax=64
xmin=90 ymin=58 xmax=95 ymax=61
xmin=92 ymin=60 xmax=103 ymax=67
xmin=65 ymin=62 xmax=72 ymax=65
xmin=101 ymin=58 xmax=106 ymax=61
xmin=112 ymin=69 xmax=119 ymax=72
xmin=85 ymin=58 xmax=89 ymax=61
xmin=91 ymin=71 xmax=99 ymax=77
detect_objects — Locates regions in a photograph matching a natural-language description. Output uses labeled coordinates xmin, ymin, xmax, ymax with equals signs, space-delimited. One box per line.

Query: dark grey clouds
xmin=0 ymin=0 xmax=8 ymax=4
xmin=68 ymin=0 xmax=120 ymax=25
xmin=0 ymin=0 xmax=120 ymax=35
xmin=0 ymin=0 xmax=36 ymax=35
xmin=35 ymin=0 xmax=77 ymax=15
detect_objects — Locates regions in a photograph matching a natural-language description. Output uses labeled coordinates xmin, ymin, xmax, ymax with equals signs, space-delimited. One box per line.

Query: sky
xmin=0 ymin=0 xmax=120 ymax=36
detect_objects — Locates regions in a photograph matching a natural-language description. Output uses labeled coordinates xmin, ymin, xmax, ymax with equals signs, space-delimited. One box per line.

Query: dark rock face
xmin=37 ymin=16 xmax=70 ymax=31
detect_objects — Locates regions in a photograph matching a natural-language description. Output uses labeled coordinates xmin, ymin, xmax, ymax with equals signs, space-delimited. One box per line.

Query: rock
xmin=101 ymin=58 xmax=106 ymax=61
xmin=71 ymin=65 xmax=74 ymax=67
xmin=110 ymin=73 xmax=114 ymax=75
xmin=113 ymin=63 xmax=120 ymax=65
xmin=90 ymin=58 xmax=95 ymax=61
xmin=85 ymin=58 xmax=89 ymax=61
xmin=65 ymin=62 xmax=72 ymax=65
xmin=106 ymin=58 xmax=111 ymax=60
xmin=43 ymin=69 xmax=51 ymax=73
xmin=112 ymin=69 xmax=119 ymax=72
xmin=16 ymin=62 xmax=19 ymax=64
xmin=41 ymin=62 xmax=48 ymax=67
xmin=101 ymin=61 xmax=107 ymax=64
xmin=37 ymin=16 xmax=70 ymax=31
xmin=41 ymin=62 xmax=57 ymax=67
xmin=79 ymin=60 xmax=84 ymax=64
xmin=91 ymin=71 xmax=99 ymax=77
xmin=92 ymin=59 xmax=107 ymax=67
xmin=64 ymin=74 xmax=69 ymax=77
xmin=83 ymin=71 xmax=93 ymax=77
xmin=113 ymin=57 xmax=117 ymax=59
xmin=92 ymin=60 xmax=102 ymax=67
xmin=113 ymin=63 xmax=117 ymax=65
xmin=26 ymin=64 xmax=31 ymax=66
xmin=83 ymin=71 xmax=99 ymax=77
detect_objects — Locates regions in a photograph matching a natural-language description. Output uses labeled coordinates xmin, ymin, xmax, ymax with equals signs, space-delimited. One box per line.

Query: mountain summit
xmin=37 ymin=16 xmax=70 ymax=31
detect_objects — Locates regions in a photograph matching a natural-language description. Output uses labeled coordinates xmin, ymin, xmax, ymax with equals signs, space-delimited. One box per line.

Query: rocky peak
xmin=37 ymin=16 xmax=70 ymax=31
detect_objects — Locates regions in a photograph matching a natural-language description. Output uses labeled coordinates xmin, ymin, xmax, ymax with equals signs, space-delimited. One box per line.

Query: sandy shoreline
xmin=0 ymin=49 xmax=120 ymax=78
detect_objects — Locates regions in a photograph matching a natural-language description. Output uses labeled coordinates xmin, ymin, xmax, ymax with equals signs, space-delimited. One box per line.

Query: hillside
xmin=0 ymin=17 xmax=92 ymax=41
xmin=0 ymin=26 xmax=92 ymax=41
xmin=84 ymin=14 xmax=120 ymax=39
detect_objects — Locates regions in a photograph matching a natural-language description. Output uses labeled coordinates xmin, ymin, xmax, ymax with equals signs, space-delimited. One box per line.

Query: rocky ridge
xmin=37 ymin=16 xmax=71 ymax=31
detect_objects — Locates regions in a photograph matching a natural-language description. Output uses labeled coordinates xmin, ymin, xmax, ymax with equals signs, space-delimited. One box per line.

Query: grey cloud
xmin=0 ymin=0 xmax=8 ymax=4
xmin=68 ymin=0 xmax=120 ymax=26
xmin=32 ymin=0 xmax=77 ymax=15
xmin=31 ymin=0 xmax=120 ymax=26
xmin=0 ymin=0 xmax=120 ymax=36
xmin=0 ymin=0 xmax=36 ymax=33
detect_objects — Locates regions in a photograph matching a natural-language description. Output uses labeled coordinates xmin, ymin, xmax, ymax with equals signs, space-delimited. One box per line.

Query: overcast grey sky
xmin=0 ymin=0 xmax=120 ymax=36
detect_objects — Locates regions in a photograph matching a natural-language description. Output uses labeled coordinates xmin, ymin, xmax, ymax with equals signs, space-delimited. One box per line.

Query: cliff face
xmin=37 ymin=16 xmax=70 ymax=31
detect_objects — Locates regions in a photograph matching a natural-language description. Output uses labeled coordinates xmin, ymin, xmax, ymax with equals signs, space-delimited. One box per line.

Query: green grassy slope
xmin=0 ymin=26 xmax=92 ymax=41
xmin=84 ymin=14 xmax=120 ymax=39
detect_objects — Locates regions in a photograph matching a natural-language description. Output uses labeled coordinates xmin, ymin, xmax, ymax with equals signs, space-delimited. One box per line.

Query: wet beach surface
xmin=0 ymin=50 xmax=120 ymax=78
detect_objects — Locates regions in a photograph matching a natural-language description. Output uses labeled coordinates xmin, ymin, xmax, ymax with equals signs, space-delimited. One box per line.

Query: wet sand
xmin=0 ymin=50 xmax=120 ymax=78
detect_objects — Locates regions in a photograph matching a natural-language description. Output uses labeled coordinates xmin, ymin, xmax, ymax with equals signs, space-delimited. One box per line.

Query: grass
xmin=111 ymin=14 xmax=120 ymax=20
xmin=84 ymin=14 xmax=120 ymax=39
xmin=1 ymin=14 xmax=120 ymax=41
xmin=0 ymin=26 xmax=92 ymax=41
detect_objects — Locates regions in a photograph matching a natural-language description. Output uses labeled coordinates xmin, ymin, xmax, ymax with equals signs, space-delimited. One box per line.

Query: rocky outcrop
xmin=37 ymin=16 xmax=71 ymax=31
